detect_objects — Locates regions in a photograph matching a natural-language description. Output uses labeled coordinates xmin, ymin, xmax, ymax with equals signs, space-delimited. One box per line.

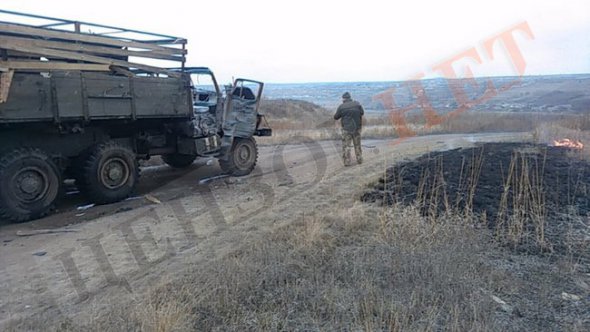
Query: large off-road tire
xmin=219 ymin=137 xmax=258 ymax=176
xmin=0 ymin=148 xmax=62 ymax=222
xmin=162 ymin=153 xmax=197 ymax=169
xmin=77 ymin=141 xmax=139 ymax=204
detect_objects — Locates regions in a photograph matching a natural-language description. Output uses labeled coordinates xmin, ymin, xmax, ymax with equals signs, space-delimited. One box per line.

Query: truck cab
xmin=173 ymin=68 xmax=271 ymax=175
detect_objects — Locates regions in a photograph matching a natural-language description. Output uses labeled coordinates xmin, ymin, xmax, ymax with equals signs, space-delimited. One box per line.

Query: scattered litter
xmin=116 ymin=207 xmax=133 ymax=213
xmin=144 ymin=194 xmax=162 ymax=204
xmin=77 ymin=203 xmax=95 ymax=211
xmin=66 ymin=190 xmax=80 ymax=195
xmin=32 ymin=251 xmax=47 ymax=257
xmin=199 ymin=174 xmax=229 ymax=185
xmin=17 ymin=229 xmax=78 ymax=237
xmin=206 ymin=159 xmax=214 ymax=166
xmin=278 ymin=179 xmax=294 ymax=187
xmin=561 ymin=292 xmax=581 ymax=301
xmin=75 ymin=213 xmax=85 ymax=217
xmin=125 ymin=196 xmax=142 ymax=201
xmin=575 ymin=279 xmax=590 ymax=292
xmin=25 ymin=305 xmax=31 ymax=309
xmin=491 ymin=295 xmax=513 ymax=314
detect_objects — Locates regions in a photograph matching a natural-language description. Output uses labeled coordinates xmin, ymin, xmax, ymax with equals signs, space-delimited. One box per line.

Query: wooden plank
xmin=3 ymin=49 xmax=40 ymax=58
xmin=0 ymin=61 xmax=110 ymax=71
xmin=109 ymin=66 xmax=134 ymax=77
xmin=138 ymin=38 xmax=188 ymax=45
xmin=0 ymin=35 xmax=183 ymax=62
xmin=0 ymin=22 xmax=187 ymax=56
xmin=0 ymin=41 xmax=181 ymax=77
xmin=0 ymin=69 xmax=14 ymax=103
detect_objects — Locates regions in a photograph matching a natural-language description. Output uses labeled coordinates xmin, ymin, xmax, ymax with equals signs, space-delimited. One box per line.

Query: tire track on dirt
xmin=0 ymin=133 xmax=531 ymax=328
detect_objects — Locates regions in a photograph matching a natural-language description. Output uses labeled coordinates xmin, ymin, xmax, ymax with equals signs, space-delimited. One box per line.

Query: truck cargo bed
xmin=0 ymin=72 xmax=192 ymax=123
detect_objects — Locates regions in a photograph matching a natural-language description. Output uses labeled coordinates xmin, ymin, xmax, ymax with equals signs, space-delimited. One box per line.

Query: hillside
xmin=259 ymin=98 xmax=334 ymax=130
xmin=263 ymin=74 xmax=590 ymax=114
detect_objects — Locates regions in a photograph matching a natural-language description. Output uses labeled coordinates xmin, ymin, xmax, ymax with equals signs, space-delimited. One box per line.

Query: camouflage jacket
xmin=334 ymin=99 xmax=364 ymax=133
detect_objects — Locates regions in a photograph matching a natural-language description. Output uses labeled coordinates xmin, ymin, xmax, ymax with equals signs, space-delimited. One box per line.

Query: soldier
xmin=334 ymin=92 xmax=364 ymax=166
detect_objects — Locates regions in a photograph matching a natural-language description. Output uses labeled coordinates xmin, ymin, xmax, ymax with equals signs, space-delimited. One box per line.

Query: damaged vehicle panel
xmin=0 ymin=10 xmax=271 ymax=222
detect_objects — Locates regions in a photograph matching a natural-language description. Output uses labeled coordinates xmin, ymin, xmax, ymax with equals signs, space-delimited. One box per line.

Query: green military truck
xmin=0 ymin=10 xmax=271 ymax=222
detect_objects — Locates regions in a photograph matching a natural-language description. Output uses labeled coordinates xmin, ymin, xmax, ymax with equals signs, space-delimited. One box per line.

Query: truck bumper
xmin=177 ymin=135 xmax=221 ymax=156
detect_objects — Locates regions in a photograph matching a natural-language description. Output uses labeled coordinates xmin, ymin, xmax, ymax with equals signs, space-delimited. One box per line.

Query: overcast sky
xmin=1 ymin=0 xmax=588 ymax=83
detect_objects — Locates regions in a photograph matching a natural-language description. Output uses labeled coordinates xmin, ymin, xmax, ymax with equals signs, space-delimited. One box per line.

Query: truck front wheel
xmin=0 ymin=148 xmax=62 ymax=222
xmin=162 ymin=153 xmax=197 ymax=168
xmin=219 ymin=137 xmax=258 ymax=176
xmin=78 ymin=141 xmax=139 ymax=204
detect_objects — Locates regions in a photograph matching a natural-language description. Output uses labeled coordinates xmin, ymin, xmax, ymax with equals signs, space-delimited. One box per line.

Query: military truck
xmin=0 ymin=10 xmax=271 ymax=222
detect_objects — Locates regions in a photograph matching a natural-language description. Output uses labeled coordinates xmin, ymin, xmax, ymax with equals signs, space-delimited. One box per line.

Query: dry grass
xmin=30 ymin=201 xmax=587 ymax=331
xmin=259 ymin=98 xmax=590 ymax=145
xmin=46 ymin=205 xmax=495 ymax=331
xmin=495 ymin=150 xmax=549 ymax=251
xmin=379 ymin=143 xmax=586 ymax=257
xmin=6 ymin=100 xmax=589 ymax=331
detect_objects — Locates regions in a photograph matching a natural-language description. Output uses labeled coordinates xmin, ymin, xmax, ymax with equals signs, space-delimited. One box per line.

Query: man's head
xmin=342 ymin=92 xmax=351 ymax=101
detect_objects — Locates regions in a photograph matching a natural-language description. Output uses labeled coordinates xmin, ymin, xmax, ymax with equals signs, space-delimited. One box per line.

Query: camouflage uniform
xmin=334 ymin=92 xmax=364 ymax=166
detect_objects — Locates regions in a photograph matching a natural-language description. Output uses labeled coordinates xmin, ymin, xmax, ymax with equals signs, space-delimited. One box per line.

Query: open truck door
xmin=223 ymin=79 xmax=265 ymax=138
xmin=218 ymin=78 xmax=271 ymax=176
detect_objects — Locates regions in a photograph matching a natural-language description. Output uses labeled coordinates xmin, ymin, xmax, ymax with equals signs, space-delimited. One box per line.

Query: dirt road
xmin=0 ymin=132 xmax=531 ymax=328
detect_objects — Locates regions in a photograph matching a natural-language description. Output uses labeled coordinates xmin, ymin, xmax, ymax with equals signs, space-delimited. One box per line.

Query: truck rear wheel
xmin=219 ymin=137 xmax=258 ymax=176
xmin=0 ymin=148 xmax=61 ymax=222
xmin=162 ymin=153 xmax=197 ymax=168
xmin=78 ymin=141 xmax=139 ymax=204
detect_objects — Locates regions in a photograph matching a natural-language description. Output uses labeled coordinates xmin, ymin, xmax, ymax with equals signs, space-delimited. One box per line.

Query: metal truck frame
xmin=0 ymin=10 xmax=271 ymax=222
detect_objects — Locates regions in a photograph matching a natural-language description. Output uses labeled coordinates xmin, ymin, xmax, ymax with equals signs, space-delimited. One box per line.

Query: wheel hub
xmin=100 ymin=158 xmax=130 ymax=189
xmin=21 ymin=174 xmax=42 ymax=194
xmin=239 ymin=147 xmax=250 ymax=161
xmin=233 ymin=141 xmax=255 ymax=171
xmin=108 ymin=166 xmax=123 ymax=181
xmin=13 ymin=167 xmax=49 ymax=202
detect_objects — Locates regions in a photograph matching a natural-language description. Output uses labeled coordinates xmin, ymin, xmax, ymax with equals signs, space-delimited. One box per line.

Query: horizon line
xmin=264 ymin=72 xmax=590 ymax=85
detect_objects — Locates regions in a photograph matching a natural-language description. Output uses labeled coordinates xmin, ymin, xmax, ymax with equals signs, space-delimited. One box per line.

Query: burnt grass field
xmin=363 ymin=142 xmax=590 ymax=257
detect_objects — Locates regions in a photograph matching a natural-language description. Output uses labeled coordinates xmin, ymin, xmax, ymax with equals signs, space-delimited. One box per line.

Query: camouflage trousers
xmin=341 ymin=130 xmax=362 ymax=165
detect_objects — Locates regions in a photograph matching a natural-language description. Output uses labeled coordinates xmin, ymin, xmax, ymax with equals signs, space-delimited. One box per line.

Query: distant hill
xmin=259 ymin=98 xmax=331 ymax=119
xmin=258 ymin=99 xmax=333 ymax=130
xmin=262 ymin=74 xmax=590 ymax=114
